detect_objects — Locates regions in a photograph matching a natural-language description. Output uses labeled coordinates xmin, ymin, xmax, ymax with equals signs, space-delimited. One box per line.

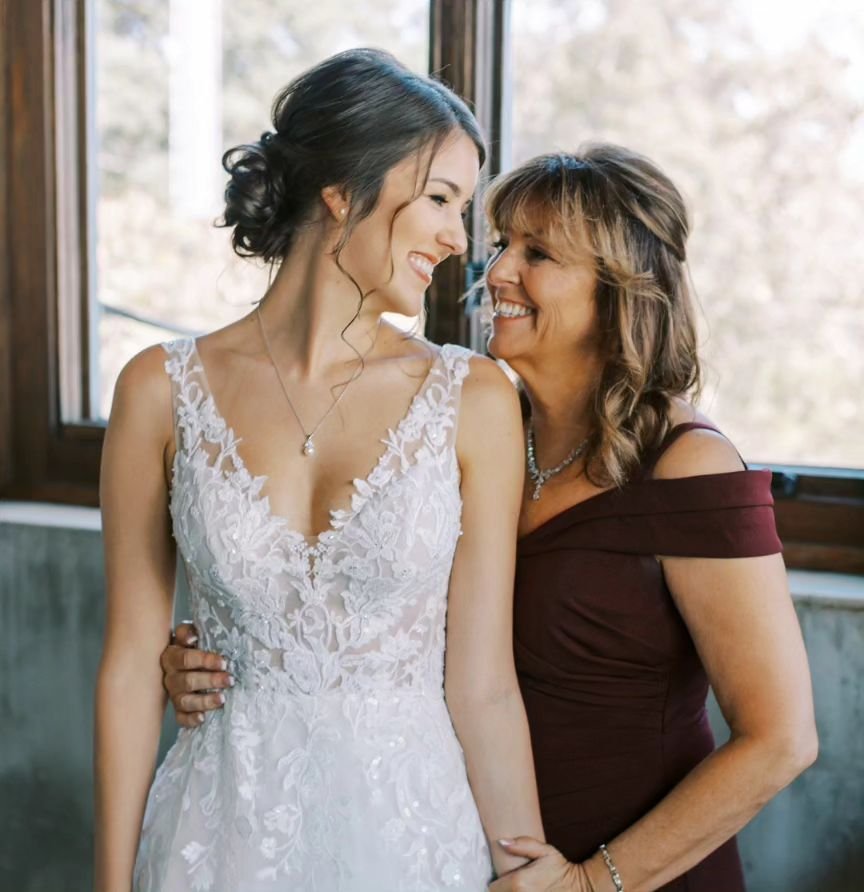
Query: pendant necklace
xmin=526 ymin=420 xmax=588 ymax=501
xmin=256 ymin=305 xmax=370 ymax=457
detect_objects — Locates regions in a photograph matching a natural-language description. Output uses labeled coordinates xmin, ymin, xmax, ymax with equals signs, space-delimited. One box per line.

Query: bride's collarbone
xmin=206 ymin=372 xmax=439 ymax=537
xmin=191 ymin=332 xmax=441 ymax=534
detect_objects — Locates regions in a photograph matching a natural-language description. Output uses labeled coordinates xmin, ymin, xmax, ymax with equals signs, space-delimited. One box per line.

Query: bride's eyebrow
xmin=427 ymin=177 xmax=462 ymax=197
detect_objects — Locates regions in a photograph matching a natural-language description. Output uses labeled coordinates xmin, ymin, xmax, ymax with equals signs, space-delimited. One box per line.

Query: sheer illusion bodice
xmin=133 ymin=339 xmax=492 ymax=892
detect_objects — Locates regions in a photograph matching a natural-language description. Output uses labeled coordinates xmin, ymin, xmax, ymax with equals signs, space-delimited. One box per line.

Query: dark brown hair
xmin=221 ymin=48 xmax=486 ymax=264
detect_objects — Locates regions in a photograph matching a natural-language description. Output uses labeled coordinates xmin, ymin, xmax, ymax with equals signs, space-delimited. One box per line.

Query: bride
xmin=94 ymin=48 xmax=542 ymax=891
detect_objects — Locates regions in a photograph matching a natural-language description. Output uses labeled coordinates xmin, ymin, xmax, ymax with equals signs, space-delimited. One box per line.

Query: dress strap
xmin=437 ymin=343 xmax=474 ymax=448
xmin=439 ymin=343 xmax=473 ymax=389
xmin=161 ymin=337 xmax=205 ymax=457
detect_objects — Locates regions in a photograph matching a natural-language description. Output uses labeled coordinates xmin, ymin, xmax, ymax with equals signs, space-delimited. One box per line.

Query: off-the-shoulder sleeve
xmin=518 ymin=469 xmax=782 ymax=558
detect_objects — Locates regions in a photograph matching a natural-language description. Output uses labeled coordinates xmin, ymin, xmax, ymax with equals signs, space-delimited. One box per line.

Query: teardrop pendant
xmin=302 ymin=435 xmax=316 ymax=457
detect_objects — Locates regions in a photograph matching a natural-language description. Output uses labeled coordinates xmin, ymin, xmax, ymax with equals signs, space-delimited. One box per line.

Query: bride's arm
xmin=444 ymin=356 xmax=544 ymax=877
xmin=95 ymin=347 xmax=177 ymax=892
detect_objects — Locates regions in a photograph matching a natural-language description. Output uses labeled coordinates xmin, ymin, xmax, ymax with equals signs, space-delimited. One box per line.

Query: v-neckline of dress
xmin=179 ymin=338 xmax=449 ymax=551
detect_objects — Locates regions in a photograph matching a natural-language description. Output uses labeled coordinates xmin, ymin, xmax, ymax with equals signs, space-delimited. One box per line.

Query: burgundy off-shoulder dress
xmin=514 ymin=423 xmax=782 ymax=891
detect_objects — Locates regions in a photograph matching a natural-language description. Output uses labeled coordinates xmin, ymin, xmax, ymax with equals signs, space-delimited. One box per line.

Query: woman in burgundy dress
xmin=483 ymin=146 xmax=817 ymax=891
xmin=157 ymin=145 xmax=817 ymax=891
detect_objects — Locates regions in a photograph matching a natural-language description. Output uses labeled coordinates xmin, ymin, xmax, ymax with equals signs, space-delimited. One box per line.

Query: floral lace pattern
xmin=133 ymin=339 xmax=492 ymax=891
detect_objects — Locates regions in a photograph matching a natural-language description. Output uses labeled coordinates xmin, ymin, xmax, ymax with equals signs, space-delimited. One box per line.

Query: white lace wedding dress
xmin=133 ymin=339 xmax=493 ymax=891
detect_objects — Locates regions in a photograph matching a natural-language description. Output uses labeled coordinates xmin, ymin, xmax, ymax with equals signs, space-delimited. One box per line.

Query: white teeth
xmin=494 ymin=300 xmax=535 ymax=318
xmin=409 ymin=253 xmax=435 ymax=277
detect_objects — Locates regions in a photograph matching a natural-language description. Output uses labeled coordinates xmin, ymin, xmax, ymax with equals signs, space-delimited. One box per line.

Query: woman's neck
xmin=517 ymin=353 xmax=601 ymax=466
xmin=256 ymin=227 xmax=382 ymax=379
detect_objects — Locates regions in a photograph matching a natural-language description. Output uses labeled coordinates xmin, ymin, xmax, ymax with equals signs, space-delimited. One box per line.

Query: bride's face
xmin=335 ymin=130 xmax=481 ymax=316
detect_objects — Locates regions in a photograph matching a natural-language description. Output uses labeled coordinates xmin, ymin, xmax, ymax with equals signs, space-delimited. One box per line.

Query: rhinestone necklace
xmin=256 ymin=305 xmax=371 ymax=457
xmin=526 ymin=420 xmax=588 ymax=501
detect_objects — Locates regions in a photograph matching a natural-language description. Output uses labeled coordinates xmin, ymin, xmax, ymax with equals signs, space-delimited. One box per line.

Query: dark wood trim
xmin=772 ymin=470 xmax=864 ymax=574
xmin=427 ymin=0 xmax=508 ymax=349
xmin=54 ymin=0 xmax=91 ymax=422
xmin=781 ymin=543 xmax=864 ymax=576
xmin=2 ymin=0 xmax=101 ymax=507
xmin=0 ymin=0 xmax=13 ymax=489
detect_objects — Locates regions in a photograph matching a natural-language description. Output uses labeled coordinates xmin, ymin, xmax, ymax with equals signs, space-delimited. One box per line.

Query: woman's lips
xmin=408 ymin=252 xmax=435 ymax=284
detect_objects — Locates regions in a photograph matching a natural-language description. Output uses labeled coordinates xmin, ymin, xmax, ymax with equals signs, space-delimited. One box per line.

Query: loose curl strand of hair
xmin=220 ymin=49 xmax=486 ymax=385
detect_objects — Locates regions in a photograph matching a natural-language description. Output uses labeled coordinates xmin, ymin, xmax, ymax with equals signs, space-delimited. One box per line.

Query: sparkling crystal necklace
xmin=526 ymin=420 xmax=588 ymax=501
xmin=256 ymin=305 xmax=369 ymax=457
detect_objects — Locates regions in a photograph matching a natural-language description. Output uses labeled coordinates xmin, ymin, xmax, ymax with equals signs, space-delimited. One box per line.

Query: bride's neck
xmin=257 ymin=231 xmax=382 ymax=379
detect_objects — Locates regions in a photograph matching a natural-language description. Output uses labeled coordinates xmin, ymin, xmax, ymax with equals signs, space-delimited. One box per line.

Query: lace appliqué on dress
xmin=133 ymin=340 xmax=492 ymax=892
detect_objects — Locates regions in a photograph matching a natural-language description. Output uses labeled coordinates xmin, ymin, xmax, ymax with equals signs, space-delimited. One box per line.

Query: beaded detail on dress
xmin=133 ymin=339 xmax=491 ymax=892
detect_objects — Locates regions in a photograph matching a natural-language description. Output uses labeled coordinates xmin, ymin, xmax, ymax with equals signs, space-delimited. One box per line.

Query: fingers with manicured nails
xmin=176 ymin=711 xmax=205 ymax=729
xmin=488 ymin=841 xmax=587 ymax=892
xmin=161 ymin=645 xmax=225 ymax=673
xmin=173 ymin=621 xmax=200 ymax=646
xmin=175 ymin=690 xmax=225 ymax=713
xmin=159 ymin=625 xmax=231 ymax=728
xmin=161 ymin=645 xmax=220 ymax=675
xmin=179 ymin=646 xmax=227 ymax=672
xmin=498 ymin=837 xmax=554 ymax=860
xmin=163 ymin=670 xmax=231 ymax=696
xmin=177 ymin=647 xmax=228 ymax=672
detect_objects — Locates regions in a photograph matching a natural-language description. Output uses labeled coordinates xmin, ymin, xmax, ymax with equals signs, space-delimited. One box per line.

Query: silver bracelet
xmin=599 ymin=844 xmax=624 ymax=892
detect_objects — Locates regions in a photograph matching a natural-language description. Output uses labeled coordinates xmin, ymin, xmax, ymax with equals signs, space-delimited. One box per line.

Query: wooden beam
xmin=427 ymin=0 xmax=508 ymax=349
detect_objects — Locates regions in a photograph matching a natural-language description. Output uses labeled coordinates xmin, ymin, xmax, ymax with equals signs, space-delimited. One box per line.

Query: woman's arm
xmin=94 ymin=347 xmax=178 ymax=892
xmin=445 ymin=356 xmax=545 ymax=877
xmin=577 ymin=430 xmax=817 ymax=892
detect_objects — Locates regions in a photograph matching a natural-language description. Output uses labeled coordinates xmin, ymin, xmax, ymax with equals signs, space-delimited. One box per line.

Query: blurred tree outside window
xmin=92 ymin=0 xmax=429 ymax=419
xmin=509 ymin=0 xmax=864 ymax=469
xmin=91 ymin=0 xmax=864 ymax=471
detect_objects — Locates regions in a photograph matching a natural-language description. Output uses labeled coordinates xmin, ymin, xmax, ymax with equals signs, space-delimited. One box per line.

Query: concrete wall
xmin=0 ymin=506 xmax=183 ymax=892
xmin=2 ymin=504 xmax=862 ymax=891
xmin=707 ymin=576 xmax=864 ymax=890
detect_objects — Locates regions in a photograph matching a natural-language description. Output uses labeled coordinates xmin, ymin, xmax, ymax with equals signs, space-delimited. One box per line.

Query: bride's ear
xmin=321 ymin=185 xmax=350 ymax=224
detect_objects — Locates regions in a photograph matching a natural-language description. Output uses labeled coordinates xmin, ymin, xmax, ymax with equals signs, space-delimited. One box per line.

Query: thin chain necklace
xmin=255 ymin=305 xmax=371 ymax=457
xmin=526 ymin=420 xmax=588 ymax=501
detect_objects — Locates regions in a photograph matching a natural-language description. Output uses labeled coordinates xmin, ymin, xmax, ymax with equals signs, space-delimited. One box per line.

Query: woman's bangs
xmin=488 ymin=166 xmax=584 ymax=258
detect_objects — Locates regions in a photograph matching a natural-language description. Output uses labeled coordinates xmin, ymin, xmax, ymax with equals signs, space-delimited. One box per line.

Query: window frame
xmin=1 ymin=0 xmax=862 ymax=574
xmin=2 ymin=0 xmax=101 ymax=507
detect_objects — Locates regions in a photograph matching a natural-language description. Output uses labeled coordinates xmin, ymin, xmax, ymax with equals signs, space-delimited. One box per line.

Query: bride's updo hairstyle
xmin=221 ymin=48 xmax=486 ymax=264
xmin=486 ymin=144 xmax=701 ymax=488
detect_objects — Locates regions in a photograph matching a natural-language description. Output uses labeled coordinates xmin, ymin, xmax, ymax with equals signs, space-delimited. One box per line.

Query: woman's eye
xmin=490 ymin=239 xmax=508 ymax=252
xmin=527 ymin=246 xmax=549 ymax=261
xmin=429 ymin=194 xmax=448 ymax=206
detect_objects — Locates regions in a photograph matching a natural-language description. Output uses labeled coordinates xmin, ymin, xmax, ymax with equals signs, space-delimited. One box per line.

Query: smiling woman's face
xmin=485 ymin=220 xmax=601 ymax=373
xmin=336 ymin=130 xmax=480 ymax=317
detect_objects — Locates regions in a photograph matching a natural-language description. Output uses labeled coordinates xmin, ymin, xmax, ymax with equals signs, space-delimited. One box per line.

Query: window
xmin=509 ymin=0 xmax=864 ymax=471
xmin=500 ymin=0 xmax=864 ymax=571
xmin=3 ymin=0 xmax=861 ymax=572
xmin=92 ymin=0 xmax=429 ymax=421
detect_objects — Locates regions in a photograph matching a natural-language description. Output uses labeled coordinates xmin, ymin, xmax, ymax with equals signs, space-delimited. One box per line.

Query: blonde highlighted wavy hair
xmin=485 ymin=144 xmax=701 ymax=488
